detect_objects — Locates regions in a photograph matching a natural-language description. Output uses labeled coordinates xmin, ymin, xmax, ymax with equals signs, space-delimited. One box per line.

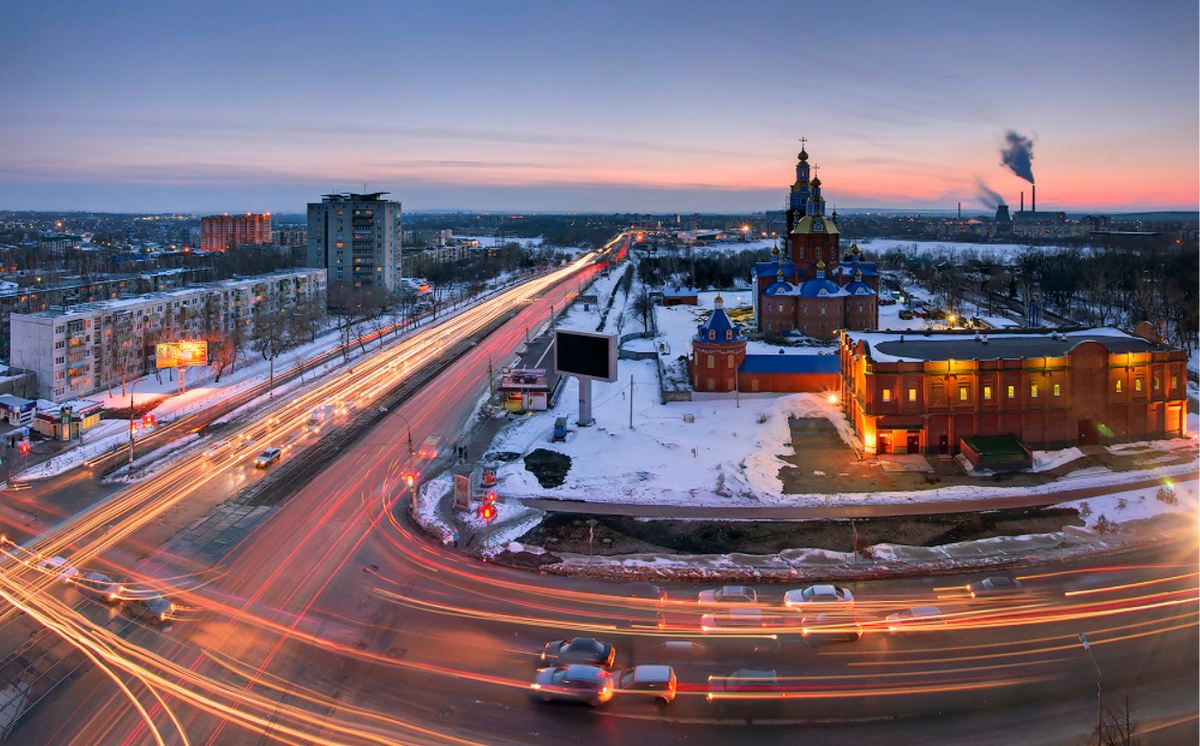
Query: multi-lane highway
xmin=0 ymin=233 xmax=1196 ymax=746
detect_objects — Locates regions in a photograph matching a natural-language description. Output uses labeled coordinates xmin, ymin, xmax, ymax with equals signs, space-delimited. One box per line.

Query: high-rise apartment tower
xmin=306 ymin=192 xmax=402 ymax=293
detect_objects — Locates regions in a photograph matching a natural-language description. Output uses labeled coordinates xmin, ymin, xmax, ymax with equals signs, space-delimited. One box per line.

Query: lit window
xmin=708 ymin=330 xmax=715 ymax=340
xmin=1053 ymin=383 xmax=1061 ymax=396
xmin=1172 ymin=375 xmax=1178 ymax=389
xmin=983 ymin=386 xmax=992 ymax=400
xmin=1134 ymin=379 xmax=1142 ymax=392
xmin=908 ymin=388 xmax=916 ymax=402
xmin=1007 ymin=385 xmax=1015 ymax=399
xmin=1153 ymin=377 xmax=1160 ymax=390
xmin=959 ymin=386 xmax=968 ymax=401
xmin=1115 ymin=380 xmax=1122 ymax=393
xmin=1030 ymin=384 xmax=1039 ymax=398
xmin=882 ymin=389 xmax=891 ymax=402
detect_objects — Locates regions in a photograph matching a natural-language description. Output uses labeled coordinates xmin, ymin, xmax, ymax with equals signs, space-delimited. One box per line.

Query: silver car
xmin=532 ymin=665 xmax=614 ymax=706
xmin=784 ymin=584 xmax=854 ymax=608
xmin=77 ymin=571 xmax=124 ymax=605
xmin=616 ymin=665 xmax=677 ymax=705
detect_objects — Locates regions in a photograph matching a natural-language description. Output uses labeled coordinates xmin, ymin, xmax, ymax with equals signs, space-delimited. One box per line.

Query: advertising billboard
xmin=156 ymin=341 xmax=208 ymax=368
xmin=553 ymin=330 xmax=617 ymax=382
xmin=501 ymin=368 xmax=548 ymax=389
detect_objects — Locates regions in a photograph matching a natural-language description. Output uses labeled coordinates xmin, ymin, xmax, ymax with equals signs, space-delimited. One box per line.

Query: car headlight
xmin=530 ymin=683 xmax=541 ymax=690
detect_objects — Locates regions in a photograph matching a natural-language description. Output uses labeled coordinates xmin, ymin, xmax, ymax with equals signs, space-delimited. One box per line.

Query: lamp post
xmin=391 ymin=411 xmax=415 ymax=456
xmin=127 ymin=378 xmax=141 ymax=471
xmin=1079 ymin=633 xmax=1103 ymax=744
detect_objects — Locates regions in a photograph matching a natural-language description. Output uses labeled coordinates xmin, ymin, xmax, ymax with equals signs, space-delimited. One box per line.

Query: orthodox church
xmin=754 ymin=144 xmax=880 ymax=340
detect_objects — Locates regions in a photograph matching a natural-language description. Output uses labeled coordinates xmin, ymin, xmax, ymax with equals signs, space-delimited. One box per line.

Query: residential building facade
xmin=200 ymin=213 xmax=272 ymax=251
xmin=306 ymin=192 xmax=402 ymax=294
xmin=10 ymin=269 xmax=326 ymax=402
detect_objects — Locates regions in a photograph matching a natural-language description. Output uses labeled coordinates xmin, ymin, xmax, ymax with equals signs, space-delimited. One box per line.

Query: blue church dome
xmin=764 ymin=279 xmax=793 ymax=296
xmin=694 ymin=295 xmax=745 ymax=342
xmin=797 ymin=277 xmax=842 ymax=298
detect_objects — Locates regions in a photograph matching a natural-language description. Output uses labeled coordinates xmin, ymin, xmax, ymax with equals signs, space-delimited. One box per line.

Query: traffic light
xmin=143 ymin=414 xmax=155 ymax=430
xmin=485 ymin=492 xmax=496 ymax=505
xmin=479 ymin=502 xmax=496 ymax=522
xmin=405 ymin=474 xmax=415 ymax=487
xmin=130 ymin=423 xmax=139 ymax=436
xmin=19 ymin=441 xmax=28 ymax=455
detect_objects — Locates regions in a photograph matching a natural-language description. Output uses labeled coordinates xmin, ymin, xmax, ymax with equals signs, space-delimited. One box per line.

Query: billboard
xmin=501 ymin=368 xmax=548 ymax=390
xmin=553 ymin=329 xmax=617 ymax=382
xmin=156 ymin=341 xmax=208 ymax=368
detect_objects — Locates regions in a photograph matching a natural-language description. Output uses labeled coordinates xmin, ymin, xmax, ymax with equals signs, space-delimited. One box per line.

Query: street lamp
xmin=1079 ymin=633 xmax=1103 ymax=744
xmin=392 ymin=411 xmax=415 ymax=455
xmin=127 ymin=378 xmax=142 ymax=471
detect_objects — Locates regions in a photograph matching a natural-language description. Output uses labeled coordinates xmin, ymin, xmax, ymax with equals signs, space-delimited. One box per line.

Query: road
xmin=3 ymin=233 xmax=1197 ymax=746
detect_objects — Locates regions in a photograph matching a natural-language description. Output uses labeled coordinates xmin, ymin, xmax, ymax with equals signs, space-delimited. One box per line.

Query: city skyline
xmin=1 ymin=0 xmax=1196 ymax=215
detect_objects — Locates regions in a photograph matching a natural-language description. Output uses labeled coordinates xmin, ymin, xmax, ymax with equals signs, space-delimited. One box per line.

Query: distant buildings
xmin=200 ymin=213 xmax=272 ymax=251
xmin=306 ymin=192 xmax=402 ymax=294
xmin=10 ymin=269 xmax=326 ymax=402
xmin=754 ymin=145 xmax=879 ymax=340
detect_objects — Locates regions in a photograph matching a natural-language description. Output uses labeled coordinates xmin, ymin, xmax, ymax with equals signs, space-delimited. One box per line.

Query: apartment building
xmin=200 ymin=213 xmax=272 ymax=251
xmin=11 ymin=269 xmax=326 ymax=402
xmin=307 ymin=192 xmax=402 ymax=294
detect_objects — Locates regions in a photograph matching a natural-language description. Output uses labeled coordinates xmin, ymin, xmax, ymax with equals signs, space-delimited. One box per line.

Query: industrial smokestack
xmin=1020 ymin=191 xmax=1024 ymax=212
xmin=958 ymin=202 xmax=961 ymax=219
xmin=1032 ymin=184 xmax=1036 ymax=213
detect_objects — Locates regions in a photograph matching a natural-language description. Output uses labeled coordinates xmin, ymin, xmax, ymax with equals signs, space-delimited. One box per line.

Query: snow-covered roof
xmin=846 ymin=327 xmax=1174 ymax=364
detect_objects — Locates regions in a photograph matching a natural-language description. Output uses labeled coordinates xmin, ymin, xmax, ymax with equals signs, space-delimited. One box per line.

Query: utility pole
xmin=629 ymin=374 xmax=634 ymax=429
xmin=1079 ymin=633 xmax=1102 ymax=745
xmin=487 ymin=358 xmax=495 ymax=417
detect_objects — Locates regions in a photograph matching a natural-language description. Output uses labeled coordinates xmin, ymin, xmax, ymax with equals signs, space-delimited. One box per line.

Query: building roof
xmin=848 ymin=328 xmax=1176 ymax=364
xmin=694 ymin=299 xmax=745 ymax=343
xmin=738 ymin=353 xmax=840 ymax=375
xmin=754 ymin=260 xmax=798 ymax=277
xmin=791 ymin=214 xmax=839 ymax=235
xmin=797 ymin=277 xmax=846 ymax=298
xmin=664 ymin=287 xmax=698 ymax=298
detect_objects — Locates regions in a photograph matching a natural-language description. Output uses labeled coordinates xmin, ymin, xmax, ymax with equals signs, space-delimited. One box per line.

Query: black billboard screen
xmin=554 ymin=330 xmax=616 ymax=382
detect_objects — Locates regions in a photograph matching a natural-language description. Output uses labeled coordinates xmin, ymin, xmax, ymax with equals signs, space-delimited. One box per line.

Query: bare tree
xmin=250 ymin=314 xmax=294 ymax=393
xmin=206 ymin=326 xmax=244 ymax=383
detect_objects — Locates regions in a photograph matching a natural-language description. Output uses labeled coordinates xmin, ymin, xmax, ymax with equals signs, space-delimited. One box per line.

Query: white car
xmin=886 ymin=606 xmax=947 ymax=633
xmin=698 ymin=585 xmax=757 ymax=605
xmin=783 ymin=584 xmax=854 ymax=608
xmin=39 ymin=556 xmax=80 ymax=583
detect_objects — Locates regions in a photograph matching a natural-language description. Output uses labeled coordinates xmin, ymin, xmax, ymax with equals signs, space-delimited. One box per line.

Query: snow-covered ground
xmin=435 ymin=279 xmax=1198 ymax=556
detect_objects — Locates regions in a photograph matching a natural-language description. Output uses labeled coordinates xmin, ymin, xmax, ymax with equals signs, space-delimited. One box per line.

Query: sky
xmin=1 ymin=0 xmax=1197 ymax=215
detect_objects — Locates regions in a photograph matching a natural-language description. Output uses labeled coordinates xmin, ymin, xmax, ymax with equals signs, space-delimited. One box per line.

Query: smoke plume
xmin=975 ymin=178 xmax=1005 ymax=209
xmin=1000 ymin=130 xmax=1035 ymax=183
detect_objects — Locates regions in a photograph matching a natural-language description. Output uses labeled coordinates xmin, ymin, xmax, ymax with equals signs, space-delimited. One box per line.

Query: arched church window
xmin=727 ymin=355 xmax=734 ymax=369
xmin=707 ymin=355 xmax=714 ymax=369
xmin=708 ymin=330 xmax=715 ymax=340
xmin=725 ymin=330 xmax=732 ymax=340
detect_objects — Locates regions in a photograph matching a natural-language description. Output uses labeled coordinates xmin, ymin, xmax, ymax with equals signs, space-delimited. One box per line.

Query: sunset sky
xmin=1 ymin=0 xmax=1196 ymax=214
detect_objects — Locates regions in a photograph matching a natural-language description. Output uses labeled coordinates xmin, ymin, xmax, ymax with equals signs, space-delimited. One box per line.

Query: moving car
xmin=202 ymin=440 xmax=231 ymax=460
xmin=706 ymin=669 xmax=783 ymax=701
xmin=38 ymin=556 xmax=80 ymax=583
xmin=783 ymin=584 xmax=854 ymax=608
xmin=886 ymin=606 xmax=946 ymax=632
xmin=540 ymin=637 xmax=616 ymax=668
xmin=700 ymin=608 xmax=768 ymax=633
xmin=531 ymin=665 xmax=614 ymax=706
xmin=123 ymin=586 xmax=174 ymax=624
xmin=697 ymin=585 xmax=757 ymax=605
xmin=801 ymin=613 xmax=863 ymax=643
xmin=967 ymin=576 xmax=1025 ymax=600
xmin=253 ymin=447 xmax=282 ymax=468
xmin=616 ymin=665 xmax=677 ymax=705
xmin=76 ymin=571 xmax=124 ymax=604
